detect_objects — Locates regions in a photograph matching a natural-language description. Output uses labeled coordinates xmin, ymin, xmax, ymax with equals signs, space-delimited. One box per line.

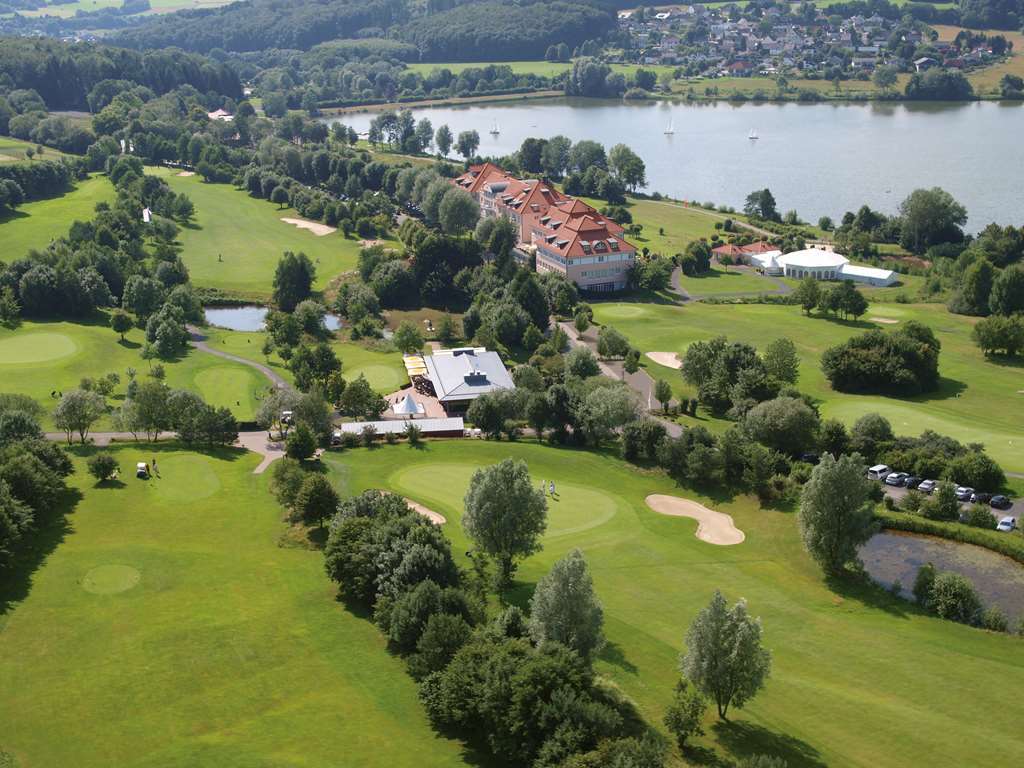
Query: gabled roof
xmin=424 ymin=348 xmax=515 ymax=403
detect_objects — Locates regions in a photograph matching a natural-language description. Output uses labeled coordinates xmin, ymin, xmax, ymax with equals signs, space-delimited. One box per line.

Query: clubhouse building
xmin=453 ymin=163 xmax=636 ymax=293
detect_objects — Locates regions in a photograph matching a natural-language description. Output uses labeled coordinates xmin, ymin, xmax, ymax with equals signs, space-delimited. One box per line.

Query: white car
xmin=996 ymin=517 xmax=1017 ymax=533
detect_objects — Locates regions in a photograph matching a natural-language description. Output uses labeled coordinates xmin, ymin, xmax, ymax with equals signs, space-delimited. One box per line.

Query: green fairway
xmin=0 ymin=445 xmax=469 ymax=768
xmin=0 ymin=136 xmax=71 ymax=162
xmin=203 ymin=327 xmax=408 ymax=394
xmin=0 ymin=174 xmax=115 ymax=264
xmin=592 ymin=300 xmax=1024 ymax=473
xmin=676 ymin=265 xmax=779 ymax=296
xmin=151 ymin=168 xmax=397 ymax=298
xmin=324 ymin=440 xmax=1024 ymax=767
xmin=0 ymin=316 xmax=268 ymax=426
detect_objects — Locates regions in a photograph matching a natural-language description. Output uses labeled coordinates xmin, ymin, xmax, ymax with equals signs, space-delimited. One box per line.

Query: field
xmin=328 ymin=440 xmax=1024 ymax=766
xmin=0 ymin=174 xmax=114 ymax=264
xmin=580 ymin=195 xmax=723 ymax=257
xmin=0 ymin=316 xmax=268 ymax=427
xmin=676 ymin=265 xmax=781 ymax=295
xmin=20 ymin=0 xmax=230 ymax=18
xmin=0 ymin=136 xmax=71 ymax=162
xmin=3 ymin=441 xmax=1022 ymax=767
xmin=591 ymin=300 xmax=1024 ymax=473
xmin=202 ymin=326 xmax=408 ymax=394
xmin=0 ymin=445 xmax=468 ymax=768
xmin=152 ymin=168 xmax=397 ymax=298
xmin=934 ymin=26 xmax=1024 ymax=97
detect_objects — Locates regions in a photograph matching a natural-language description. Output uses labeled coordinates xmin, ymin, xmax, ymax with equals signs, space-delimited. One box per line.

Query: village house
xmin=453 ymin=163 xmax=636 ymax=292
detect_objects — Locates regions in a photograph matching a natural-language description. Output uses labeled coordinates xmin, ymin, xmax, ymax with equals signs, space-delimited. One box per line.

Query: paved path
xmin=236 ymin=430 xmax=286 ymax=474
xmin=45 ymin=431 xmax=172 ymax=445
xmin=187 ymin=325 xmax=291 ymax=390
xmin=558 ymin=321 xmax=684 ymax=438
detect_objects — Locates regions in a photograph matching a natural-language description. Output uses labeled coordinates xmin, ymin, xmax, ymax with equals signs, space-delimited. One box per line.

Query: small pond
xmin=859 ymin=531 xmax=1024 ymax=622
xmin=203 ymin=306 xmax=342 ymax=332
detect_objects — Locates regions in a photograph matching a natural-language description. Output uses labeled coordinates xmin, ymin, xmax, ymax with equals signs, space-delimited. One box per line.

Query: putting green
xmin=391 ymin=463 xmax=620 ymax=539
xmin=147 ymin=455 xmax=222 ymax=503
xmin=349 ymin=363 xmax=407 ymax=394
xmin=192 ymin=364 xmax=263 ymax=416
xmin=0 ymin=332 xmax=77 ymax=364
xmin=82 ymin=565 xmax=141 ymax=595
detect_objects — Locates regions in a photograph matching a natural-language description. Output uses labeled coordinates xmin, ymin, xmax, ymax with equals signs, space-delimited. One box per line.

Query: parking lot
xmin=881 ymin=483 xmax=1023 ymax=524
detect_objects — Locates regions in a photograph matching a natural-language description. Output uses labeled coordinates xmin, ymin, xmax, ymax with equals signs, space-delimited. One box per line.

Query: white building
xmin=749 ymin=248 xmax=896 ymax=287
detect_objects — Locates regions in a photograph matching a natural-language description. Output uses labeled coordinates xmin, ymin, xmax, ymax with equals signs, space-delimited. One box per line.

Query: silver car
xmin=918 ymin=479 xmax=938 ymax=494
xmin=996 ymin=517 xmax=1017 ymax=533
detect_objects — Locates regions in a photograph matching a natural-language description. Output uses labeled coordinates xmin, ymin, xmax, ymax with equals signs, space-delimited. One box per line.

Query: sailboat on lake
xmin=664 ymin=117 xmax=675 ymax=135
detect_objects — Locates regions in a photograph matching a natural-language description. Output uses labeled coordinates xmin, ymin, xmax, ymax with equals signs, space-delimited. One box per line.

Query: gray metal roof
xmin=423 ymin=348 xmax=515 ymax=403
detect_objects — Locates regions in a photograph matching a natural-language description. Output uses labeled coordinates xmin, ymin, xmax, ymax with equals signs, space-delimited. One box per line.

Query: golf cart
xmin=136 ymin=462 xmax=149 ymax=479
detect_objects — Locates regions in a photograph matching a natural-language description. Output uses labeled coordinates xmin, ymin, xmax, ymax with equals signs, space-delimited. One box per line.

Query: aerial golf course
xmin=1 ymin=441 xmax=1022 ymax=767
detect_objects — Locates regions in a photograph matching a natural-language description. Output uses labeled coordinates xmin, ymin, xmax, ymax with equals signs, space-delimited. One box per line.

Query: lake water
xmin=859 ymin=530 xmax=1024 ymax=622
xmin=204 ymin=306 xmax=342 ymax=332
xmin=333 ymin=98 xmax=1024 ymax=230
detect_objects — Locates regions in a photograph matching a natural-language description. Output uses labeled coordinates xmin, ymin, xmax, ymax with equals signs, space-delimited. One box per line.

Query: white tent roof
xmin=393 ymin=394 xmax=421 ymax=416
xmin=839 ymin=263 xmax=895 ymax=280
xmin=778 ymin=249 xmax=848 ymax=269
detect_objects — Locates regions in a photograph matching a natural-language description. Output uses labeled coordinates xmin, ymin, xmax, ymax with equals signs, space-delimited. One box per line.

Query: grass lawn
xmin=0 ymin=137 xmax=71 ymax=162
xmin=403 ymin=60 xmax=572 ymax=78
xmin=202 ymin=326 xmax=408 ymax=394
xmin=591 ymin=300 xmax=1024 ymax=473
xmin=676 ymin=265 xmax=779 ymax=295
xmin=325 ymin=440 xmax=1024 ymax=767
xmin=0 ymin=445 xmax=469 ymax=768
xmin=151 ymin=167 xmax=397 ymax=298
xmin=21 ymin=0 xmax=229 ymax=17
xmin=0 ymin=315 xmax=268 ymax=427
xmin=934 ymin=26 xmax=1024 ymax=96
xmin=579 ymin=195 xmax=722 ymax=256
xmin=0 ymin=174 xmax=114 ymax=264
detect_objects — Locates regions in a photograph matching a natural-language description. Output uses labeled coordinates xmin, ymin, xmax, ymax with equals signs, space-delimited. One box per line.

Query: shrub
xmin=963 ymin=504 xmax=997 ymax=530
xmin=928 ymin=572 xmax=983 ymax=625
xmin=912 ymin=562 xmax=936 ymax=606
xmin=982 ymin=606 xmax=1008 ymax=633
xmin=663 ymin=679 xmax=706 ymax=748
xmin=86 ymin=452 xmax=118 ymax=482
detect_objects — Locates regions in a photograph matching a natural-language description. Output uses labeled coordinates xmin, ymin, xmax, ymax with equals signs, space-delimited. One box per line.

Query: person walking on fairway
xmin=152 ymin=457 xmax=158 ymax=476
xmin=549 ymin=480 xmax=555 ymax=497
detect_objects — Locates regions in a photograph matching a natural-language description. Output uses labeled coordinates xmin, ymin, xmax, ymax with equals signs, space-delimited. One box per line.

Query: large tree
xmin=797 ymin=452 xmax=875 ymax=575
xmin=53 ymin=389 xmax=107 ymax=445
xmin=272 ymin=251 xmax=316 ymax=312
xmin=608 ymin=143 xmax=646 ymax=192
xmin=439 ymin=187 xmax=480 ymax=235
xmin=528 ymin=548 xmax=605 ymax=659
xmin=462 ymin=458 xmax=547 ymax=587
xmin=294 ymin=473 xmax=339 ymax=528
xmin=681 ymin=590 xmax=771 ymax=719
xmin=898 ymin=187 xmax=967 ymax=253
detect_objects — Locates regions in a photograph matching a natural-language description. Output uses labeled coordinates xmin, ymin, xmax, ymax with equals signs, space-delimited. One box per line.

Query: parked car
xmin=991 ymin=495 xmax=1013 ymax=510
xmin=885 ymin=472 xmax=909 ymax=487
xmin=867 ymin=464 xmax=892 ymax=481
xmin=904 ymin=476 xmax=923 ymax=489
xmin=800 ymin=452 xmax=820 ymax=464
xmin=135 ymin=462 xmax=149 ymax=479
xmin=955 ymin=486 xmax=975 ymax=502
xmin=996 ymin=516 xmax=1017 ymax=532
xmin=918 ymin=479 xmax=938 ymax=494
xmin=970 ymin=492 xmax=992 ymax=504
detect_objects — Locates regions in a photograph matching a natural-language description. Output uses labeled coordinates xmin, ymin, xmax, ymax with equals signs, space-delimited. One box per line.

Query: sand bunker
xmin=176 ymin=170 xmax=195 ymax=177
xmin=281 ymin=217 xmax=337 ymax=236
xmin=646 ymin=351 xmax=683 ymax=369
xmin=645 ymin=494 xmax=745 ymax=545
xmin=871 ymin=317 xmax=899 ymax=324
xmin=359 ymin=238 xmax=384 ymax=247
xmin=404 ymin=497 xmax=446 ymax=525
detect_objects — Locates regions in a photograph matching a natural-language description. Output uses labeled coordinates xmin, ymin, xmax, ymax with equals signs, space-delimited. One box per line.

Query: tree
xmin=273 ymin=251 xmax=315 ymax=312
xmin=110 ymin=310 xmax=133 ymax=342
xmin=762 ymin=338 xmax=799 ymax=384
xmin=743 ymin=188 xmax=778 ymax=221
xmin=528 ymin=548 xmax=605 ymax=659
xmin=989 ymin=264 xmax=1024 ymax=316
xmin=929 ymin=572 xmax=983 ymax=625
xmin=338 ymin=375 xmax=386 ymax=420
xmin=596 ymin=325 xmax=630 ymax=358
xmin=435 ymin=124 xmax=453 ymax=157
xmin=973 ymin=314 xmax=1024 ymax=356
xmin=455 ymin=130 xmax=480 ymax=160
xmin=793 ymin=276 xmax=820 ymax=315
xmin=53 ymin=389 xmax=106 ymax=445
xmin=743 ymin=396 xmax=819 ymax=456
xmin=86 ymin=452 xmax=119 ymax=483
xmin=951 ymin=258 xmax=995 ymax=316
xmin=608 ymin=143 xmax=646 ymax=191
xmin=270 ymin=186 xmax=289 ymax=209
xmin=849 ymin=412 xmax=893 ymax=458
xmin=872 ymin=65 xmax=898 ymax=93
xmin=654 ymin=379 xmax=673 ymax=412
xmin=681 ymin=590 xmax=771 ymax=719
xmin=797 ymin=453 xmax=874 ymax=575
xmin=294 ymin=473 xmax=339 ymax=528
xmin=898 ymin=187 xmax=967 ymax=253
xmin=286 ymin=422 xmax=317 ymax=461
xmin=818 ymin=419 xmax=849 ymax=458
xmin=664 ymin=679 xmax=707 ymax=749
xmin=462 ymin=458 xmax=547 ymax=587
xmin=565 ymin=346 xmax=600 ymax=378
xmin=439 ymin=187 xmax=480 ymax=235
xmin=393 ymin=320 xmax=423 ymax=353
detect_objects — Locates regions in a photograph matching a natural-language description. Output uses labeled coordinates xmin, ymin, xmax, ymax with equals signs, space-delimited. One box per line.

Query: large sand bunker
xmin=646 ymin=351 xmax=683 ymax=369
xmin=176 ymin=170 xmax=195 ymax=177
xmin=281 ymin=217 xmax=337 ymax=236
xmin=645 ymin=494 xmax=745 ymax=545
xmin=404 ymin=497 xmax=446 ymax=525
xmin=870 ymin=317 xmax=899 ymax=324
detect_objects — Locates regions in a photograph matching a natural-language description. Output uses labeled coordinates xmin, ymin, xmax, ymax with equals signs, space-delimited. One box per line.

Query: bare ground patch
xmin=176 ymin=171 xmax=196 ymax=177
xmin=645 ymin=494 xmax=745 ymax=545
xmin=871 ymin=317 xmax=899 ymax=324
xmin=404 ymin=497 xmax=446 ymax=525
xmin=281 ymin=217 xmax=337 ymax=237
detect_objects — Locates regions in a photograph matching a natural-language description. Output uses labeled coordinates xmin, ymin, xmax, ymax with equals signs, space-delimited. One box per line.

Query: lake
xmin=204 ymin=306 xmax=342 ymax=332
xmin=333 ymin=98 xmax=1024 ymax=230
xmin=859 ymin=530 xmax=1024 ymax=622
